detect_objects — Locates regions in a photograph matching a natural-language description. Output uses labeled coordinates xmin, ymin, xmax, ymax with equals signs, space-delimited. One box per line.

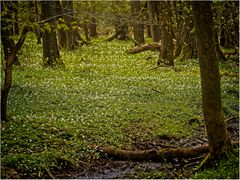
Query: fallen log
xmin=126 ymin=42 xmax=161 ymax=54
xmin=106 ymin=31 xmax=130 ymax=42
xmin=94 ymin=141 xmax=239 ymax=162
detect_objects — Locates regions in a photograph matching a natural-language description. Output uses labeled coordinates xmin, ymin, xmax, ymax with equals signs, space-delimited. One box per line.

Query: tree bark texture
xmin=148 ymin=1 xmax=161 ymax=42
xmin=192 ymin=1 xmax=233 ymax=158
xmin=131 ymin=0 xmax=145 ymax=46
xmin=41 ymin=1 xmax=64 ymax=68
xmin=158 ymin=1 xmax=174 ymax=66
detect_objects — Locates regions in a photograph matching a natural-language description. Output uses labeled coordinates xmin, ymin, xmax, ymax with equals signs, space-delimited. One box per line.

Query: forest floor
xmin=1 ymin=34 xmax=239 ymax=179
xmin=58 ymin=117 xmax=239 ymax=179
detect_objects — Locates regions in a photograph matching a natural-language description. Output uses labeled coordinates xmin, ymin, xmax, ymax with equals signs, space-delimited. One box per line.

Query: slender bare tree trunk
xmin=62 ymin=0 xmax=75 ymax=50
xmin=89 ymin=5 xmax=98 ymax=38
xmin=34 ymin=1 xmax=41 ymax=44
xmin=148 ymin=1 xmax=161 ymax=42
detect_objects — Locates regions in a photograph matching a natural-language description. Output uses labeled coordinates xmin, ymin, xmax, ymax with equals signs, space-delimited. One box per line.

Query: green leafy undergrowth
xmin=192 ymin=150 xmax=239 ymax=179
xmin=1 ymin=33 xmax=239 ymax=178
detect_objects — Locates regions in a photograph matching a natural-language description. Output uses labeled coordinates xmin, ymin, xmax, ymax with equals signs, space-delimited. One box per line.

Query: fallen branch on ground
xmin=126 ymin=42 xmax=161 ymax=54
xmin=93 ymin=141 xmax=239 ymax=162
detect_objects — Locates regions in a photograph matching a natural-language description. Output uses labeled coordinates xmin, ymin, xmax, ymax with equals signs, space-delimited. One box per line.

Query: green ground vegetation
xmin=1 ymin=33 xmax=239 ymax=178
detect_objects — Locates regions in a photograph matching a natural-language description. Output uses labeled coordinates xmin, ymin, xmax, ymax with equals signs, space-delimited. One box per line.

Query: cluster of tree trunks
xmin=56 ymin=0 xmax=79 ymax=50
xmin=125 ymin=1 xmax=234 ymax=65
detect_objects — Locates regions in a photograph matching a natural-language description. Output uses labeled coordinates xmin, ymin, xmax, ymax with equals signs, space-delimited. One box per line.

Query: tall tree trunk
xmin=192 ymin=1 xmax=233 ymax=158
xmin=62 ymin=0 xmax=75 ymax=50
xmin=89 ymin=17 xmax=98 ymax=38
xmin=148 ymin=1 xmax=161 ymax=42
xmin=143 ymin=2 xmax=152 ymax=38
xmin=131 ymin=0 xmax=145 ymax=46
xmin=89 ymin=5 xmax=98 ymax=38
xmin=34 ymin=1 xmax=41 ymax=44
xmin=29 ymin=1 xmax=41 ymax=44
xmin=55 ymin=0 xmax=67 ymax=49
xmin=157 ymin=1 xmax=174 ymax=66
xmin=41 ymin=1 xmax=64 ymax=68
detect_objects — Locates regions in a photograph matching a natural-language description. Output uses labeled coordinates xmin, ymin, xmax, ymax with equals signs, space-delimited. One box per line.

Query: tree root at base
xmin=93 ymin=141 xmax=239 ymax=162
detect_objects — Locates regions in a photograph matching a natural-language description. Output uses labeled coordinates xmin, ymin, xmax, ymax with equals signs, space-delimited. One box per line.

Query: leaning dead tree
xmin=126 ymin=42 xmax=161 ymax=54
